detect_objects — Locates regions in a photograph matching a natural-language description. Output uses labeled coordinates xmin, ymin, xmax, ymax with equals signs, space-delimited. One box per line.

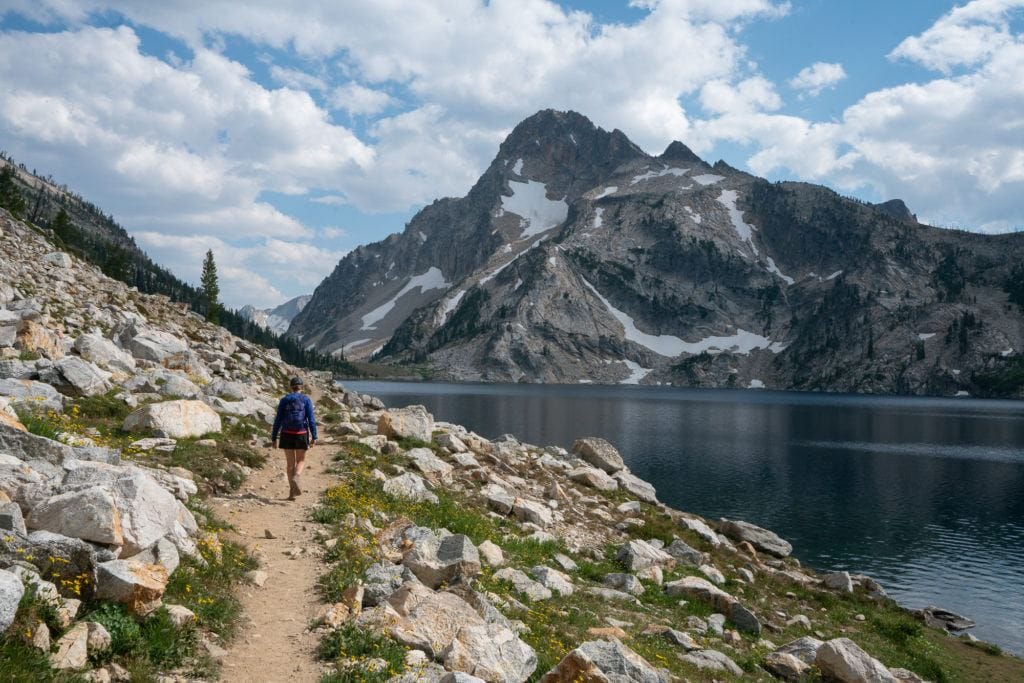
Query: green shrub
xmin=141 ymin=607 xmax=197 ymax=668
xmin=72 ymin=391 xmax=132 ymax=422
xmin=86 ymin=603 xmax=142 ymax=657
xmin=14 ymin=409 xmax=62 ymax=440
xmin=318 ymin=624 xmax=406 ymax=681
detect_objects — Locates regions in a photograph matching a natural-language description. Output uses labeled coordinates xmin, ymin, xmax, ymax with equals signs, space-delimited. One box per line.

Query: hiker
xmin=271 ymin=376 xmax=317 ymax=499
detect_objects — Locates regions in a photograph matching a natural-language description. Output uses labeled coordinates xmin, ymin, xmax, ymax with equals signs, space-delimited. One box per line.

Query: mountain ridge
xmin=290 ymin=109 xmax=1024 ymax=397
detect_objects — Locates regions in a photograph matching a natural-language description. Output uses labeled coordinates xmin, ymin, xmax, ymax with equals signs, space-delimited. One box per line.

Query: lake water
xmin=344 ymin=380 xmax=1024 ymax=654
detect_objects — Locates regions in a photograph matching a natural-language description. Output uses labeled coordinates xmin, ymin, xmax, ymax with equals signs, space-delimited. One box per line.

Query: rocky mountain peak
xmin=490 ymin=109 xmax=646 ymax=199
xmin=659 ymin=140 xmax=704 ymax=165
xmin=875 ymin=198 xmax=917 ymax=223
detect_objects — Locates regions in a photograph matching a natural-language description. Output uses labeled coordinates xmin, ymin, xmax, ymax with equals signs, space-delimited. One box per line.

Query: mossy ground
xmin=313 ymin=441 xmax=1024 ymax=682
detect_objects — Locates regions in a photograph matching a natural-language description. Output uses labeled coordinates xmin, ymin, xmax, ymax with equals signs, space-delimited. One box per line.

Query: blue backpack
xmin=280 ymin=393 xmax=308 ymax=432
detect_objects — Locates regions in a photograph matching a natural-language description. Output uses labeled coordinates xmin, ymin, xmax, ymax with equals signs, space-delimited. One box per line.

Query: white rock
xmin=26 ymin=485 xmax=123 ymax=545
xmin=407 ymin=447 xmax=453 ymax=480
xmin=383 ymin=472 xmax=439 ymax=503
xmin=531 ymin=566 xmax=574 ymax=596
xmin=815 ymin=638 xmax=897 ymax=683
xmin=613 ymin=470 xmax=658 ymax=503
xmin=73 ymin=334 xmax=136 ymax=374
xmin=571 ymin=437 xmax=626 ymax=473
xmin=699 ymin=564 xmax=726 ymax=585
xmin=513 ymin=498 xmax=553 ymax=527
xmin=478 ymin=540 xmax=505 ymax=567
xmin=443 ymin=622 xmax=538 ymax=683
xmin=493 ymin=568 xmax=552 ymax=602
xmin=62 ymin=462 xmax=180 ymax=556
xmin=0 ymin=568 xmax=25 ymax=632
xmin=568 ymin=466 xmax=618 ymax=492
xmin=39 ymin=356 xmax=112 ymax=397
xmin=50 ymin=622 xmax=89 ymax=670
xmin=122 ymin=400 xmax=222 ymax=439
xmin=541 ymin=640 xmax=668 ymax=682
xmin=378 ymin=405 xmax=434 ymax=442
xmin=680 ymin=649 xmax=743 ymax=676
xmin=615 ymin=539 xmax=675 ymax=571
xmin=128 ymin=330 xmax=189 ymax=363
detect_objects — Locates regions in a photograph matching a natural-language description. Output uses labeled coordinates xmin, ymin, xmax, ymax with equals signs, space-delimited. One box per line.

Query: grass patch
xmin=135 ymin=437 xmax=265 ymax=492
xmin=15 ymin=408 xmax=62 ymax=440
xmin=0 ymin=639 xmax=82 ymax=682
xmin=165 ymin=538 xmax=256 ymax=639
xmin=317 ymin=624 xmax=406 ymax=682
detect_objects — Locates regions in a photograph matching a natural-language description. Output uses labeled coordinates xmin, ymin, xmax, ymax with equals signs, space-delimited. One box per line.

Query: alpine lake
xmin=343 ymin=380 xmax=1024 ymax=656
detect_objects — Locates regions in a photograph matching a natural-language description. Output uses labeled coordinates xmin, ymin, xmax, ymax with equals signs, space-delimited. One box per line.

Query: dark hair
xmin=289 ymin=376 xmax=303 ymax=387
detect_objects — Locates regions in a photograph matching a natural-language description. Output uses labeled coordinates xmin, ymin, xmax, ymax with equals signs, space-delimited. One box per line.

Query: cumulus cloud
xmin=889 ymin=0 xmax=1024 ymax=72
xmin=134 ymin=232 xmax=347 ymax=308
xmin=788 ymin=62 xmax=846 ymax=96
xmin=727 ymin=3 xmax=1024 ymax=232
xmin=329 ymin=83 xmax=396 ymax=116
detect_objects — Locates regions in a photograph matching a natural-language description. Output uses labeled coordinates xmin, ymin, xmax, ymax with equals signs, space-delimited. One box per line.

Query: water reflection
xmin=345 ymin=381 xmax=1024 ymax=653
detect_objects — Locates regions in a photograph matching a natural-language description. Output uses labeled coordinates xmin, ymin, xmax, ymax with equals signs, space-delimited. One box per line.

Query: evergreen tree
xmin=0 ymin=166 xmax=26 ymax=218
xmin=201 ymin=249 xmax=221 ymax=324
xmin=51 ymin=207 xmax=73 ymax=242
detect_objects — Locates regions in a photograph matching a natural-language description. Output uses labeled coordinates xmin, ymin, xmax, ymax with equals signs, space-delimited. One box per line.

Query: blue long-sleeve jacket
xmin=271 ymin=392 xmax=317 ymax=441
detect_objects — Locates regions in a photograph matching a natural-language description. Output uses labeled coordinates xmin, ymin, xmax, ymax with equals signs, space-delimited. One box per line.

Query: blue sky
xmin=0 ymin=1 xmax=1022 ymax=307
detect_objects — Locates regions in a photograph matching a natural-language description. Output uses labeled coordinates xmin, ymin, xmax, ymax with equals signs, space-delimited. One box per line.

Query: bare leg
xmin=294 ymin=449 xmax=307 ymax=477
xmin=284 ymin=450 xmax=297 ymax=498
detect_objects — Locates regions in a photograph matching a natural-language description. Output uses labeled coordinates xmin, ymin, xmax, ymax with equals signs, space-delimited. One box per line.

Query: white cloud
xmin=700 ymin=77 xmax=781 ymax=114
xmin=722 ymin=8 xmax=1024 ymax=232
xmin=889 ymin=0 xmax=1024 ymax=72
xmin=329 ymin=83 xmax=396 ymax=116
xmin=269 ymin=65 xmax=326 ymax=91
xmin=311 ymin=194 xmax=346 ymax=205
xmin=788 ymin=62 xmax=846 ymax=96
xmin=317 ymin=226 xmax=347 ymax=239
xmin=134 ymin=232 xmax=347 ymax=308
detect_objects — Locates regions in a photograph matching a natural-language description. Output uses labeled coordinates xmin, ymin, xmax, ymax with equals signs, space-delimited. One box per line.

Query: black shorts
xmin=278 ymin=433 xmax=310 ymax=450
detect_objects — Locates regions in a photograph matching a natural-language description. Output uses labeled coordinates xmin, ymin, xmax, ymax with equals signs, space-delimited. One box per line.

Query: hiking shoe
xmin=291 ymin=476 xmax=302 ymax=497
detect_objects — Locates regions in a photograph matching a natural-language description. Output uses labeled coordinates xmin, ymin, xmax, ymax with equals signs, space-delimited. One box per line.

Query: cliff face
xmin=292 ymin=110 xmax=1024 ymax=396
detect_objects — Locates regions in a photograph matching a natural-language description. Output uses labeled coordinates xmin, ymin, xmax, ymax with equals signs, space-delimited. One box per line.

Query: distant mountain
xmin=240 ymin=295 xmax=311 ymax=336
xmin=288 ymin=110 xmax=1024 ymax=396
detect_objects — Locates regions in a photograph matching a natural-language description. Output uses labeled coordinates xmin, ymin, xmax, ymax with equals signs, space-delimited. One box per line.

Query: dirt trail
xmin=217 ymin=443 xmax=338 ymax=683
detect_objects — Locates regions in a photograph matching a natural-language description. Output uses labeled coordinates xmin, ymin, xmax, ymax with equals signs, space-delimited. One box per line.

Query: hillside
xmin=0 ymin=154 xmax=354 ymax=376
xmin=290 ymin=110 xmax=1024 ymax=397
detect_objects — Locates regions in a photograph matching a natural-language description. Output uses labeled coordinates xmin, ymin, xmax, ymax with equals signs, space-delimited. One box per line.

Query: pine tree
xmin=0 ymin=166 xmax=26 ymax=218
xmin=51 ymin=208 xmax=73 ymax=242
xmin=201 ymin=249 xmax=221 ymax=324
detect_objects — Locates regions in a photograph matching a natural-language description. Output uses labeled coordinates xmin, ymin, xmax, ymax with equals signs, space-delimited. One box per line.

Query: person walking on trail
xmin=271 ymin=376 xmax=317 ymax=500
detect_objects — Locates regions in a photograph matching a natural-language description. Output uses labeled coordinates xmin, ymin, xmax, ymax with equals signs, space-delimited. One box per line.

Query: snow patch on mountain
xmin=512 ymin=158 xmax=524 ymax=175
xmin=692 ymin=174 xmax=725 ymax=186
xmin=764 ymin=255 xmax=795 ymax=285
xmin=620 ymin=360 xmax=652 ymax=384
xmin=361 ymin=267 xmax=451 ymax=330
xmin=594 ymin=186 xmax=617 ymax=199
xmin=442 ymin=289 xmax=466 ymax=320
xmin=593 ymin=207 xmax=604 ymax=229
xmin=502 ymin=180 xmax=569 ymax=239
xmin=583 ymin=278 xmax=784 ymax=357
xmin=630 ymin=166 xmax=688 ymax=185
xmin=718 ymin=190 xmax=760 ymax=257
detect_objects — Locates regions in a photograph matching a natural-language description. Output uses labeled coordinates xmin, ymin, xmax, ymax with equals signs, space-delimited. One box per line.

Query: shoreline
xmin=339 ymin=379 xmax=1024 ymax=659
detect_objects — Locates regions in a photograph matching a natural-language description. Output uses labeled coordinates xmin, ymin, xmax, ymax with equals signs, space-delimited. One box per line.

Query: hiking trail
xmin=217 ymin=443 xmax=338 ymax=683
